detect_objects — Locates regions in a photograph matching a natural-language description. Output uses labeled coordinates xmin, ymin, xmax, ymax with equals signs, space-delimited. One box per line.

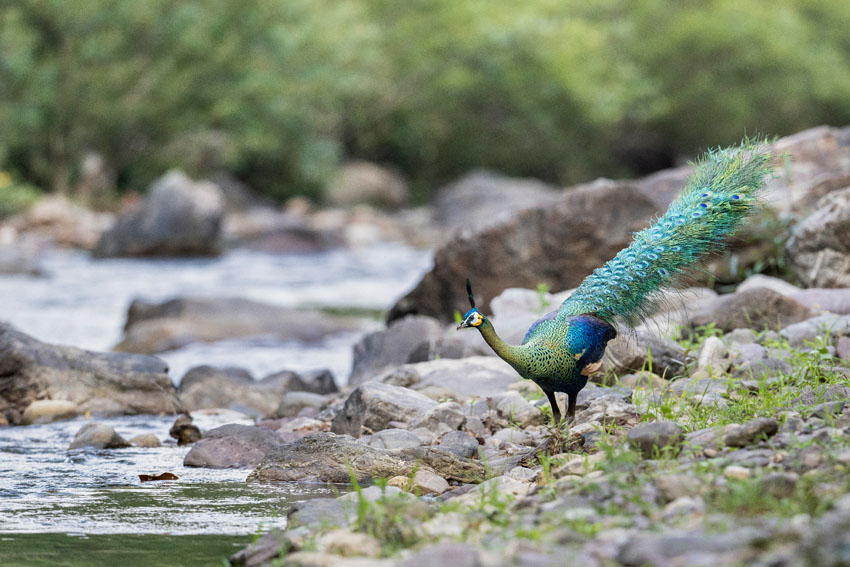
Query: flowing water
xmin=0 ymin=243 xmax=432 ymax=565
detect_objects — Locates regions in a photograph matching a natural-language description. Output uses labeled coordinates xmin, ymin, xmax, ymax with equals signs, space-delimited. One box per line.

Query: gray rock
xmin=183 ymin=424 xmax=281 ymax=468
xmin=331 ymin=382 xmax=437 ymax=438
xmin=603 ymin=329 xmax=687 ymax=380
xmin=20 ymin=400 xmax=79 ymax=425
xmin=324 ymin=160 xmax=409 ymax=210
xmin=402 ymin=542 xmax=483 ymax=567
xmin=287 ymin=498 xmax=349 ymax=530
xmin=725 ymin=328 xmax=758 ymax=344
xmin=438 ymin=430 xmax=479 ymax=459
xmin=801 ymin=504 xmax=850 ymax=566
xmin=723 ymin=417 xmax=779 ymax=447
xmin=792 ymin=384 xmax=850 ymax=406
xmin=0 ymin=323 xmax=180 ymax=424
xmin=617 ymin=529 xmax=765 ymax=566
xmin=686 ymin=288 xmax=813 ymax=333
xmin=433 ymin=170 xmax=561 ymax=232
xmin=94 ymin=170 xmax=225 ymax=257
xmin=781 ymin=314 xmax=850 ymax=346
xmin=490 ymin=427 xmax=534 ymax=446
xmin=178 ymin=366 xmax=272 ymax=416
xmin=792 ymin=288 xmax=850 ymax=315
xmin=348 ymin=316 xmax=443 ymax=386
xmin=275 ymin=392 xmax=328 ymax=418
xmin=760 ymin=472 xmax=799 ymax=498
xmin=229 ymin=528 xmax=292 ymax=567
xmin=367 ymin=429 xmax=423 ymax=450
xmin=117 ymin=296 xmax=364 ymax=354
xmin=383 ymin=357 xmax=520 ymax=400
xmin=389 ymin=178 xmax=661 ymax=323
xmin=627 ymin=421 xmax=684 ymax=458
xmin=736 ymin=274 xmax=801 ymax=297
xmin=410 ymin=401 xmax=465 ymax=433
xmin=247 ymin=432 xmax=484 ymax=483
xmin=787 ymin=186 xmax=850 ymax=287
xmin=129 ymin=433 xmax=161 ymax=448
xmin=656 ymin=474 xmax=702 ymax=502
xmin=69 ymin=421 xmax=130 ymax=450
xmin=169 ymin=414 xmax=201 ymax=445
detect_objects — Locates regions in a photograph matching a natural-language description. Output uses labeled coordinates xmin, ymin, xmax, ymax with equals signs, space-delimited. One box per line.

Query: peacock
xmin=457 ymin=141 xmax=773 ymax=425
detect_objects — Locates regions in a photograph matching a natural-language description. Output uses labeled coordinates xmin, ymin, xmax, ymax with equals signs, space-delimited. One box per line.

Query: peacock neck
xmin=477 ymin=318 xmax=527 ymax=369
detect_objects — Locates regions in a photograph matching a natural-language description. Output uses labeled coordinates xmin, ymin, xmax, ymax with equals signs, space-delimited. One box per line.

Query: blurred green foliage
xmin=0 ymin=0 xmax=848 ymax=202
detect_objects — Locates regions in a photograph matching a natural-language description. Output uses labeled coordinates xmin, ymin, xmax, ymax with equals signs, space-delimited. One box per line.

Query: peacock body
xmin=458 ymin=141 xmax=773 ymax=424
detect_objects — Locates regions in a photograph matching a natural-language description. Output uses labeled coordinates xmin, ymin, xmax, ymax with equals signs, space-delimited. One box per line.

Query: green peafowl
xmin=457 ymin=141 xmax=773 ymax=425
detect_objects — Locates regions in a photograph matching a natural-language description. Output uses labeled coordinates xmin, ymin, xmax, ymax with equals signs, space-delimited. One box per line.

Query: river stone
xmin=229 ymin=529 xmax=293 ymax=567
xmin=179 ymin=366 xmax=275 ymax=416
xmin=382 ymin=357 xmax=521 ymax=401
xmin=366 ymin=429 xmax=423 ymax=450
xmin=736 ymin=274 xmax=802 ymax=296
xmin=685 ymin=287 xmax=813 ymax=333
xmin=723 ymin=417 xmax=779 ymax=448
xmin=433 ymin=170 xmax=561 ymax=232
xmin=402 ymin=542 xmax=483 ymax=567
xmin=410 ymin=401 xmax=465 ymax=433
xmin=603 ymin=329 xmax=687 ymax=380
xmin=389 ymin=178 xmax=660 ymax=323
xmin=288 ymin=498 xmax=350 ymax=530
xmin=781 ymin=314 xmax=850 ymax=347
xmin=116 ymin=296 xmax=364 ymax=355
xmin=331 ymin=382 xmax=437 ymax=438
xmin=627 ymin=421 xmax=684 ymax=458
xmin=69 ymin=421 xmax=130 ymax=450
xmin=276 ymin=392 xmax=329 ymax=418
xmin=348 ymin=315 xmax=443 ymax=386
xmin=324 ymin=160 xmax=409 ymax=210
xmin=438 ymin=430 xmax=479 ymax=459
xmin=20 ymin=399 xmax=79 ymax=425
xmin=791 ymin=289 xmax=850 ymax=315
xmin=787 ymin=186 xmax=850 ymax=287
xmin=93 ymin=170 xmax=225 ymax=258
xmin=407 ymin=469 xmax=450 ymax=496
xmin=129 ymin=433 xmax=161 ymax=448
xmin=169 ymin=414 xmax=202 ymax=445
xmin=183 ymin=424 xmax=282 ymax=468
xmin=247 ymin=432 xmax=484 ymax=483
xmin=0 ymin=323 xmax=181 ymax=424
xmin=316 ymin=528 xmax=382 ymax=558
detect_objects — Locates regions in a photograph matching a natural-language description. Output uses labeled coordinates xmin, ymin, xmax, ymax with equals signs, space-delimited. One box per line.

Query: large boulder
xmin=10 ymin=194 xmax=113 ymax=249
xmin=247 ymin=432 xmax=484 ymax=483
xmin=179 ymin=366 xmax=336 ymax=417
xmin=378 ymin=357 xmax=521 ymax=401
xmin=183 ymin=424 xmax=282 ymax=468
xmin=684 ymin=287 xmax=813 ymax=333
xmin=787 ymin=186 xmax=850 ymax=288
xmin=349 ymin=315 xmax=443 ymax=386
xmin=766 ymin=125 xmax=850 ymax=217
xmin=115 ymin=296 xmax=365 ymax=354
xmin=93 ymin=170 xmax=225 ymax=257
xmin=0 ymin=323 xmax=181 ymax=424
xmin=331 ymin=382 xmax=437 ymax=438
xmin=433 ymin=170 xmax=561 ymax=231
xmin=68 ymin=421 xmax=130 ymax=450
xmin=388 ymin=178 xmax=660 ymax=323
xmin=324 ymin=161 xmax=409 ymax=210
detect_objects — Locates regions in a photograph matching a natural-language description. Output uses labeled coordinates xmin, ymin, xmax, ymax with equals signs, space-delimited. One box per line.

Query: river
xmin=0 ymin=242 xmax=432 ymax=566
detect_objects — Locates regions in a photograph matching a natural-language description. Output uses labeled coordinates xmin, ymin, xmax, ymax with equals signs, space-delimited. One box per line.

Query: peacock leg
xmin=566 ymin=394 xmax=577 ymax=424
xmin=544 ymin=390 xmax=561 ymax=425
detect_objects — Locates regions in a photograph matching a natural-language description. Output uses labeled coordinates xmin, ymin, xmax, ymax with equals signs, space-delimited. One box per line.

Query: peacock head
xmin=457 ymin=279 xmax=485 ymax=330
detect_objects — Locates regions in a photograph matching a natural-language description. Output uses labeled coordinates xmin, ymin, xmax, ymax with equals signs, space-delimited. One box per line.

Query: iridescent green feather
xmin=557 ymin=140 xmax=773 ymax=326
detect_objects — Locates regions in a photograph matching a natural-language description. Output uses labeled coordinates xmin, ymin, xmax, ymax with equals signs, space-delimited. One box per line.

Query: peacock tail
xmin=557 ymin=139 xmax=774 ymax=326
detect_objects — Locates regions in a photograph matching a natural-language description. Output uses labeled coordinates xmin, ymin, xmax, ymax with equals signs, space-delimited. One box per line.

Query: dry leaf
xmin=139 ymin=472 xmax=179 ymax=482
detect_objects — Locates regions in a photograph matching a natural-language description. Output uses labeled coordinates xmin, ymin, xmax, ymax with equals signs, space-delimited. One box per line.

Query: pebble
xmin=723 ymin=465 xmax=751 ymax=480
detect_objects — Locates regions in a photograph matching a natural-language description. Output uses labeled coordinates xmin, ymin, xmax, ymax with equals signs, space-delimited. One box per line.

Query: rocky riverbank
xmin=214 ymin=280 xmax=850 ymax=567
xmin=3 ymin=126 xmax=850 ymax=566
